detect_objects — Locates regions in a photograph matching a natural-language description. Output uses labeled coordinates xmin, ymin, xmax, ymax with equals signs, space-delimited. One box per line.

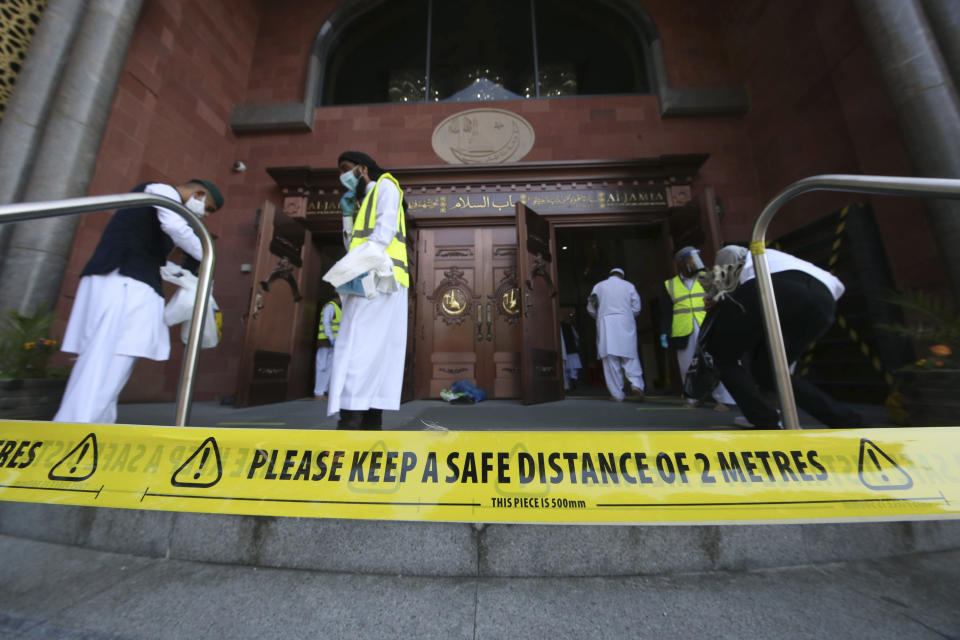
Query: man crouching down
xmin=325 ymin=151 xmax=409 ymax=430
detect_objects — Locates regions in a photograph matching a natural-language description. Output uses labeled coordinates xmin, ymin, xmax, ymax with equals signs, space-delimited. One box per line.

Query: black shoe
xmin=337 ymin=409 xmax=364 ymax=430
xmin=360 ymin=408 xmax=382 ymax=430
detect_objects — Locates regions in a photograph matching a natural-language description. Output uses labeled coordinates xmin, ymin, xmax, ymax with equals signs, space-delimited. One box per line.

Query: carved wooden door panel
xmin=516 ymin=203 xmax=564 ymax=405
xmin=483 ymin=226 xmax=522 ymax=398
xmin=235 ymin=202 xmax=311 ymax=406
xmin=414 ymin=227 xmax=521 ymax=399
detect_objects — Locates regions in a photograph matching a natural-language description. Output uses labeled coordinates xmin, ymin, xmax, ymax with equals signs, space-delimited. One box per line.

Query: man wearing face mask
xmin=54 ymin=179 xmax=223 ymax=423
xmin=326 ymin=151 xmax=408 ymax=429
xmin=659 ymin=246 xmax=735 ymax=411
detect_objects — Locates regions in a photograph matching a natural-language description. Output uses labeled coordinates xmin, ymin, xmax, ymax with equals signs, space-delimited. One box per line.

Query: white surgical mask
xmin=339 ymin=167 xmax=360 ymax=192
xmin=186 ymin=195 xmax=207 ymax=218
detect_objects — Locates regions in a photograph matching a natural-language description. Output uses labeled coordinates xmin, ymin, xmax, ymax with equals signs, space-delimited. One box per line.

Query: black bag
xmin=683 ymin=314 xmax=720 ymax=401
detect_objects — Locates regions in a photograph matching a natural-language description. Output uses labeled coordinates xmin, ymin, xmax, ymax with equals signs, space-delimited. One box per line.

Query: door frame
xmin=254 ymin=156 xmax=716 ymax=403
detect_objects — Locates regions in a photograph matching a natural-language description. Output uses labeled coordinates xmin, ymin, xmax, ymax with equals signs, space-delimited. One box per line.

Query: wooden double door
xmin=414 ymin=204 xmax=565 ymax=404
xmin=236 ymin=201 xmax=565 ymax=406
xmin=415 ymin=226 xmax=523 ymax=399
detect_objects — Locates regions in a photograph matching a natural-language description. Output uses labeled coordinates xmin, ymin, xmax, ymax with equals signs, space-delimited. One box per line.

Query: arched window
xmin=321 ymin=0 xmax=651 ymax=106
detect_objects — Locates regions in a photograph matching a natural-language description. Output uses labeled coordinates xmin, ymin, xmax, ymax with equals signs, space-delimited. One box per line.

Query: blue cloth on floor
xmin=450 ymin=380 xmax=486 ymax=403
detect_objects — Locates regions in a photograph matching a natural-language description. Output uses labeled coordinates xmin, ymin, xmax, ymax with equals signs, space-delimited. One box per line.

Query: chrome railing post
xmin=0 ymin=194 xmax=215 ymax=426
xmin=751 ymin=175 xmax=960 ymax=429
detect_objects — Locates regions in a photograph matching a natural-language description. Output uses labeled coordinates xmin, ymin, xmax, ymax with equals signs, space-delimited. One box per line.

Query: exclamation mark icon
xmin=194 ymin=448 xmax=210 ymax=480
xmin=71 ymin=442 xmax=89 ymax=474
xmin=171 ymin=437 xmax=222 ymax=488
xmin=49 ymin=433 xmax=98 ymax=482
xmin=867 ymin=449 xmax=888 ymax=482
xmin=858 ymin=438 xmax=913 ymax=490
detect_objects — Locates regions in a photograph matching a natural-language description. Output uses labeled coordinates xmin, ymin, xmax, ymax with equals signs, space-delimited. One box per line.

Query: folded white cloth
xmin=323 ymin=242 xmax=397 ymax=297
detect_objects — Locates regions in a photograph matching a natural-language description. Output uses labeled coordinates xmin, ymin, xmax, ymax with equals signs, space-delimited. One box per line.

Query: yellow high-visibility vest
xmin=317 ymin=302 xmax=341 ymax=340
xmin=664 ymin=275 xmax=706 ymax=337
xmin=349 ymin=173 xmax=409 ymax=288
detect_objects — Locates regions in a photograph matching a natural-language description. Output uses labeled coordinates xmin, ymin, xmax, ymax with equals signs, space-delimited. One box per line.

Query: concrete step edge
xmin=1 ymin=502 xmax=958 ymax=577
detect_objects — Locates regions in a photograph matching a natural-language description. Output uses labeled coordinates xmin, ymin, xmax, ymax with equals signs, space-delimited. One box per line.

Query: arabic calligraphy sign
xmin=408 ymin=188 xmax=669 ymax=216
xmin=303 ymin=187 xmax=670 ymax=219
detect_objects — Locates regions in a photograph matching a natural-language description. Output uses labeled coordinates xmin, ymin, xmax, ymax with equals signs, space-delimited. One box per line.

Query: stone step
xmin=1 ymin=502 xmax=957 ymax=577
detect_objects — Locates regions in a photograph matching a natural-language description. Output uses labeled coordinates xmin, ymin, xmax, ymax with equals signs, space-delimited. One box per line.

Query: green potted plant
xmin=0 ymin=309 xmax=67 ymax=420
xmin=880 ymin=290 xmax=960 ymax=426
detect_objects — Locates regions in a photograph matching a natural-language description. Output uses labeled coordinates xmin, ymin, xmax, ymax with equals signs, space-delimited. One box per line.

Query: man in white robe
xmin=326 ymin=151 xmax=408 ymax=429
xmin=587 ymin=268 xmax=645 ymax=402
xmin=54 ymin=180 xmax=223 ymax=423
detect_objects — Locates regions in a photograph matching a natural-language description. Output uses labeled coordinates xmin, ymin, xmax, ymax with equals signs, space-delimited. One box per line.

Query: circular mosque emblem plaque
xmin=500 ymin=287 xmax=520 ymax=316
xmin=440 ymin=287 xmax=469 ymax=317
xmin=432 ymin=108 xmax=535 ymax=165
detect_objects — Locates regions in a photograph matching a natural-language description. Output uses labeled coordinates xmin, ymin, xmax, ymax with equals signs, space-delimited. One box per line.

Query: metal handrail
xmin=751 ymin=174 xmax=960 ymax=429
xmin=0 ymin=193 xmax=215 ymax=426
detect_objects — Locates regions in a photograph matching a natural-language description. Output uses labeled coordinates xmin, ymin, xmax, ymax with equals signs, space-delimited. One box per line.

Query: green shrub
xmin=879 ymin=290 xmax=959 ymax=369
xmin=0 ymin=310 xmax=65 ymax=378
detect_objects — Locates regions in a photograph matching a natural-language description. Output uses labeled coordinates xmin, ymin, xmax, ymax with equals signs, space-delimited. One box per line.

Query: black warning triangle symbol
xmin=48 ymin=433 xmax=98 ymax=482
xmin=858 ymin=438 xmax=913 ymax=491
xmin=347 ymin=439 xmax=401 ymax=495
xmin=171 ymin=437 xmax=223 ymax=488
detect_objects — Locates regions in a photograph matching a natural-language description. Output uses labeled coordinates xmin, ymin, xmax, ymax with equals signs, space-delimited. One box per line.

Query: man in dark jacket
xmin=54 ymin=179 xmax=223 ymax=423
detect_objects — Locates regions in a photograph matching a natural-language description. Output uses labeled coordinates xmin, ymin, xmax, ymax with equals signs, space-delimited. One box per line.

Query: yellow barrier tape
xmin=749 ymin=240 xmax=766 ymax=255
xmin=1 ymin=421 xmax=958 ymax=525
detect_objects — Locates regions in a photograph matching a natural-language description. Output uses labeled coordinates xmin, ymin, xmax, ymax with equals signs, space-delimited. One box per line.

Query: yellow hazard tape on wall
xmin=1 ymin=421 xmax=958 ymax=525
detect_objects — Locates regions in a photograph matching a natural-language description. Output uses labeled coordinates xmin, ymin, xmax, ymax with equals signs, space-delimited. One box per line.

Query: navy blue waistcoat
xmin=80 ymin=183 xmax=178 ymax=296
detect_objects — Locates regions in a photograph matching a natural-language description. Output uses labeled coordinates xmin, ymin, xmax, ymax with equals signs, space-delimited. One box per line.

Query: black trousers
xmin=337 ymin=408 xmax=383 ymax=430
xmin=704 ymin=271 xmax=864 ymax=428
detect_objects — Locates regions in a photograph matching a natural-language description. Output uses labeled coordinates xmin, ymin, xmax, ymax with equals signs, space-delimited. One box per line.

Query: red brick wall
xmin=54 ymin=0 xmax=261 ymax=402
xmin=720 ymin=0 xmax=947 ymax=289
xmin=58 ymin=0 xmax=935 ymax=404
xmin=243 ymin=0 xmax=329 ymax=105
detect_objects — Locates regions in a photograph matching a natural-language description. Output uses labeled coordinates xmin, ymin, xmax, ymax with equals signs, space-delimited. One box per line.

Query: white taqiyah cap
xmin=610 ymin=268 xmax=625 ymax=276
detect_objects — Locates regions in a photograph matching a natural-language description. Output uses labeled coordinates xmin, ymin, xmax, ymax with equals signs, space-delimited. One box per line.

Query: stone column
xmin=921 ymin=0 xmax=960 ymax=93
xmin=855 ymin=0 xmax=960 ymax=300
xmin=0 ymin=0 xmax=144 ymax=316
xmin=0 ymin=0 xmax=90 ymax=254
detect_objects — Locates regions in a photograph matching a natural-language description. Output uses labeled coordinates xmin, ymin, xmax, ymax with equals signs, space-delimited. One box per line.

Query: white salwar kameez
xmin=587 ymin=275 xmax=645 ymax=400
xmin=327 ymin=178 xmax=408 ymax=416
xmin=55 ymin=183 xmax=203 ymax=423
xmin=313 ymin=301 xmax=338 ymax=396
xmin=561 ymin=325 xmax=582 ymax=390
xmin=672 ymin=276 xmax=736 ymax=406
xmin=314 ymin=347 xmax=333 ymax=396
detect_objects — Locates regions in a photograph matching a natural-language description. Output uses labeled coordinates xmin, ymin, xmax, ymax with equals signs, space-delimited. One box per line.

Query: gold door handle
xmin=476 ymin=304 xmax=483 ymax=342
xmin=486 ymin=302 xmax=493 ymax=341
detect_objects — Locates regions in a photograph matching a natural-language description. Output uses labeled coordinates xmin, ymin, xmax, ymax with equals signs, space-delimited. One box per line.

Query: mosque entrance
xmin=413 ymin=202 xmax=566 ymax=405
xmin=414 ymin=226 xmax=522 ymax=400
xmin=554 ymin=222 xmax=669 ymax=396
xmin=238 ymin=156 xmax=715 ymax=406
xmin=414 ymin=208 xmax=687 ymax=403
